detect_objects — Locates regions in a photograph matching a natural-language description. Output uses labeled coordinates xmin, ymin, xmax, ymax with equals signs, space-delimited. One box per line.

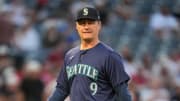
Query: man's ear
xmin=75 ymin=22 xmax=78 ymax=30
xmin=98 ymin=21 xmax=102 ymax=29
xmin=98 ymin=21 xmax=101 ymax=24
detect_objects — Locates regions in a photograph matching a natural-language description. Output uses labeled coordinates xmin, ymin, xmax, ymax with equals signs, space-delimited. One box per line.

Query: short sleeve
xmin=105 ymin=52 xmax=130 ymax=88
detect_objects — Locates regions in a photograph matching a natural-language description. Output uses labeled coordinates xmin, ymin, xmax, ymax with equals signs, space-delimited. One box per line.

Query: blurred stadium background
xmin=0 ymin=0 xmax=179 ymax=101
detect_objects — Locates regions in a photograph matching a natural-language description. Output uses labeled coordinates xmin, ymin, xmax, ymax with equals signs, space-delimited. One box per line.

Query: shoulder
xmin=98 ymin=42 xmax=114 ymax=53
xmin=98 ymin=42 xmax=123 ymax=61
xmin=100 ymin=42 xmax=121 ymax=57
xmin=66 ymin=46 xmax=79 ymax=55
xmin=64 ymin=46 xmax=79 ymax=60
xmin=100 ymin=42 xmax=114 ymax=51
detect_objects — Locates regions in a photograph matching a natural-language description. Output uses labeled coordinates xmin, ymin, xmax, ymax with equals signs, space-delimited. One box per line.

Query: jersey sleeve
xmin=56 ymin=61 xmax=70 ymax=97
xmin=105 ymin=52 xmax=130 ymax=88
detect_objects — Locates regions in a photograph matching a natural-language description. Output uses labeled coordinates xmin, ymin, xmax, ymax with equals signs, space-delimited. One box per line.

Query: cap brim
xmin=76 ymin=17 xmax=99 ymax=21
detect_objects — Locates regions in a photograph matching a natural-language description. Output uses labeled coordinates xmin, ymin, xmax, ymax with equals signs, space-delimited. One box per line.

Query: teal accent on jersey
xmin=66 ymin=64 xmax=99 ymax=81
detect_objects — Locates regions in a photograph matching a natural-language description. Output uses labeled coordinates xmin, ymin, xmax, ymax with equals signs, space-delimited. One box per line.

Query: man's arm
xmin=115 ymin=82 xmax=132 ymax=101
xmin=48 ymin=85 xmax=68 ymax=101
xmin=48 ymin=61 xmax=70 ymax=101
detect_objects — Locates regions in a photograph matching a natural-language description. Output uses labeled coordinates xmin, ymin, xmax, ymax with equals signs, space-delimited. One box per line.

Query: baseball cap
xmin=75 ymin=7 xmax=101 ymax=21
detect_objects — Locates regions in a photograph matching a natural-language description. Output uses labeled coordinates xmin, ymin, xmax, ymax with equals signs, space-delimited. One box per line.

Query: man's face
xmin=76 ymin=19 xmax=101 ymax=42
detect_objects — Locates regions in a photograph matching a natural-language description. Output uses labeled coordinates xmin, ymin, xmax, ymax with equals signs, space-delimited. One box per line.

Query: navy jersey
xmin=57 ymin=42 xmax=130 ymax=101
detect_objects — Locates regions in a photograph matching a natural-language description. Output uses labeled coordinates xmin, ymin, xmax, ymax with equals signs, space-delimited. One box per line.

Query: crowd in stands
xmin=0 ymin=0 xmax=179 ymax=101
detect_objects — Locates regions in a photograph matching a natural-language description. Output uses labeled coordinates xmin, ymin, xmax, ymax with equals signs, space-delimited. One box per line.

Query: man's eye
xmin=88 ymin=21 xmax=95 ymax=24
xmin=78 ymin=21 xmax=85 ymax=25
xmin=78 ymin=20 xmax=96 ymax=25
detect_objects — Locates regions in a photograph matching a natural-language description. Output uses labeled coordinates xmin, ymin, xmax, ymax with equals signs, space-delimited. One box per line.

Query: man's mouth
xmin=83 ymin=32 xmax=92 ymax=34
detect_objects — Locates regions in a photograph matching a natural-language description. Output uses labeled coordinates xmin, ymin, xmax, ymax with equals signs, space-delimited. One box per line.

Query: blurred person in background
xmin=132 ymin=67 xmax=149 ymax=89
xmin=12 ymin=17 xmax=41 ymax=66
xmin=120 ymin=46 xmax=137 ymax=78
xmin=157 ymin=51 xmax=180 ymax=83
xmin=114 ymin=0 xmax=136 ymax=20
xmin=0 ymin=44 xmax=21 ymax=101
xmin=41 ymin=13 xmax=71 ymax=48
xmin=20 ymin=60 xmax=44 ymax=101
xmin=4 ymin=72 xmax=23 ymax=101
xmin=41 ymin=12 xmax=71 ymax=42
xmin=132 ymin=53 xmax=153 ymax=88
xmin=41 ymin=42 xmax=66 ymax=86
xmin=150 ymin=4 xmax=179 ymax=40
xmin=2 ymin=0 xmax=27 ymax=27
xmin=139 ymin=76 xmax=170 ymax=101
xmin=42 ymin=27 xmax=64 ymax=49
xmin=150 ymin=51 xmax=180 ymax=100
xmin=0 ymin=94 xmax=7 ymax=101
xmin=171 ymin=85 xmax=180 ymax=101
xmin=13 ymin=18 xmax=41 ymax=53
xmin=0 ymin=0 xmax=4 ymax=9
xmin=128 ymin=80 xmax=140 ymax=101
xmin=0 ymin=6 xmax=15 ymax=45
xmin=139 ymin=53 xmax=153 ymax=71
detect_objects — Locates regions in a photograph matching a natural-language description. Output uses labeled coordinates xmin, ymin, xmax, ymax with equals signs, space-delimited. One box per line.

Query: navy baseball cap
xmin=75 ymin=7 xmax=101 ymax=21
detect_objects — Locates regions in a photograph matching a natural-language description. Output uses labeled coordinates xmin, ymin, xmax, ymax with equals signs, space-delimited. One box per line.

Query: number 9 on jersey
xmin=90 ymin=82 xmax=98 ymax=95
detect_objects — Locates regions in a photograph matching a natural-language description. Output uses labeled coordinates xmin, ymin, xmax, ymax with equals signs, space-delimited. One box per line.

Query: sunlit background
xmin=0 ymin=0 xmax=179 ymax=101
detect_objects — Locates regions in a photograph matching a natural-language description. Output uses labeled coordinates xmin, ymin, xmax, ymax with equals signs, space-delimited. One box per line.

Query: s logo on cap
xmin=83 ymin=8 xmax=88 ymax=16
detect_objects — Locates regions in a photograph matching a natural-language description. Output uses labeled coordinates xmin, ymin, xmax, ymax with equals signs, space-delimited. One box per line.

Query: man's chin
xmin=83 ymin=38 xmax=93 ymax=43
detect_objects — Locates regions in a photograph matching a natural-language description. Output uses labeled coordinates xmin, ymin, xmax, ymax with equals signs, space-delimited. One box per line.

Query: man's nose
xmin=84 ymin=23 xmax=90 ymax=28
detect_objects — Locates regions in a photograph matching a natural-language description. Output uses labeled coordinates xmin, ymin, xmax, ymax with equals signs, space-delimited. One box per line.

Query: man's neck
xmin=80 ymin=40 xmax=100 ymax=50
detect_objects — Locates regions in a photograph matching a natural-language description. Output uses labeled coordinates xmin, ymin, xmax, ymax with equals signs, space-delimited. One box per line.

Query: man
xmin=48 ymin=7 xmax=132 ymax=101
